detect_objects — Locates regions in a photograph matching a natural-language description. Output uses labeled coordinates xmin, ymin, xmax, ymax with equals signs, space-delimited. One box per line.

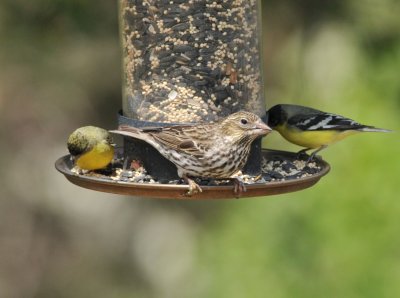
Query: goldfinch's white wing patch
xmin=288 ymin=113 xmax=369 ymax=131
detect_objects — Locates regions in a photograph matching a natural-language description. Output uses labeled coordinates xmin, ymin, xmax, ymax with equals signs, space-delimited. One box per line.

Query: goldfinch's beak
xmin=265 ymin=112 xmax=269 ymax=124
xmin=104 ymin=139 xmax=116 ymax=146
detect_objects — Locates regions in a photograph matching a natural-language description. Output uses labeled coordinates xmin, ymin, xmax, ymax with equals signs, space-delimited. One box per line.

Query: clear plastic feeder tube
xmin=120 ymin=0 xmax=264 ymax=123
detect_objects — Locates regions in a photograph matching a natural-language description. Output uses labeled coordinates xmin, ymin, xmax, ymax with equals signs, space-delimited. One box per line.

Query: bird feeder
xmin=55 ymin=0 xmax=330 ymax=199
xmin=118 ymin=0 xmax=266 ymax=180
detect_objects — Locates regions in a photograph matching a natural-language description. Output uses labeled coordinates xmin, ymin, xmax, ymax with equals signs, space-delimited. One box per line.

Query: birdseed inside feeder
xmin=120 ymin=0 xmax=265 ymax=123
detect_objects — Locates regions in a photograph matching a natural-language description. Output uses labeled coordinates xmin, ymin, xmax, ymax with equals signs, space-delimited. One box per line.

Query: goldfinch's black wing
xmin=67 ymin=132 xmax=90 ymax=156
xmin=288 ymin=112 xmax=373 ymax=131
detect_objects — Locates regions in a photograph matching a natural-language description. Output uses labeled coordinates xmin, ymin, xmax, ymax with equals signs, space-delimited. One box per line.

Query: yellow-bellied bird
xmin=67 ymin=126 xmax=115 ymax=171
xmin=266 ymin=104 xmax=391 ymax=160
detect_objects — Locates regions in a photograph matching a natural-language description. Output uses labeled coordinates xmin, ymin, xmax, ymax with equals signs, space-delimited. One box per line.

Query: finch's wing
xmin=288 ymin=112 xmax=368 ymax=131
xmin=149 ymin=125 xmax=212 ymax=157
xmin=111 ymin=124 xmax=209 ymax=157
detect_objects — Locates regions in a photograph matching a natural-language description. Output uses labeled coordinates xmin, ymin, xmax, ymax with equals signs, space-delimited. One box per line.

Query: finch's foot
xmin=184 ymin=176 xmax=203 ymax=196
xmin=233 ymin=177 xmax=247 ymax=198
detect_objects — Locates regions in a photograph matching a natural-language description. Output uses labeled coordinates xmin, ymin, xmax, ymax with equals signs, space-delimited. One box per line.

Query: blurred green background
xmin=0 ymin=0 xmax=399 ymax=297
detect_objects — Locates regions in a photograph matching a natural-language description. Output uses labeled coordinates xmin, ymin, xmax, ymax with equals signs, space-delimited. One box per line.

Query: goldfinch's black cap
xmin=266 ymin=104 xmax=287 ymax=128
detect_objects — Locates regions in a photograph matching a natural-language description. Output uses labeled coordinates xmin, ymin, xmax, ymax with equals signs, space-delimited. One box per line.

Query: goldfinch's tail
xmin=359 ymin=126 xmax=392 ymax=133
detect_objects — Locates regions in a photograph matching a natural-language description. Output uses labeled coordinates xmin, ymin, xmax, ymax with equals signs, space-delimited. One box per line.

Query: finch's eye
xmin=240 ymin=118 xmax=248 ymax=125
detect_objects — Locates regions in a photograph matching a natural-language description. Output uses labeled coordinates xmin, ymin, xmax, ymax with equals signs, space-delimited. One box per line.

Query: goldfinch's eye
xmin=240 ymin=118 xmax=248 ymax=125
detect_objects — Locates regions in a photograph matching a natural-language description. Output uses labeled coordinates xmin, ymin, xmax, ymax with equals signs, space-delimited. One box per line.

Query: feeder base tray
xmin=55 ymin=149 xmax=330 ymax=199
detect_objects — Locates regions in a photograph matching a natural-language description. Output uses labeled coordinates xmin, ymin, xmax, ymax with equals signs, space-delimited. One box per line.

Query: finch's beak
xmin=254 ymin=121 xmax=272 ymax=136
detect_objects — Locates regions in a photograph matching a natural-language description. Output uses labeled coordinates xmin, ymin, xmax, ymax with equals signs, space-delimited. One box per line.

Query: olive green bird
xmin=67 ymin=126 xmax=115 ymax=171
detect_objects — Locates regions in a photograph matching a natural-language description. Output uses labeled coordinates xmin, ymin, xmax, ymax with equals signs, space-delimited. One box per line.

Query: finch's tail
xmin=358 ymin=126 xmax=392 ymax=133
xmin=109 ymin=125 xmax=148 ymax=141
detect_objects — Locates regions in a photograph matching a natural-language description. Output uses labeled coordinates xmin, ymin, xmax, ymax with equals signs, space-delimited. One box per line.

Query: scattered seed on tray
xmin=71 ymin=154 xmax=323 ymax=186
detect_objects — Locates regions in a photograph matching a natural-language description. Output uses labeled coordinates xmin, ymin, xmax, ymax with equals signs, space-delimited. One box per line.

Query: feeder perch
xmin=55 ymin=0 xmax=330 ymax=199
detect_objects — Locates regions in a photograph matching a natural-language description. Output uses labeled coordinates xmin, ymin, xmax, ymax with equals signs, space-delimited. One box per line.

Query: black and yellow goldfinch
xmin=266 ymin=104 xmax=391 ymax=160
xmin=67 ymin=126 xmax=115 ymax=171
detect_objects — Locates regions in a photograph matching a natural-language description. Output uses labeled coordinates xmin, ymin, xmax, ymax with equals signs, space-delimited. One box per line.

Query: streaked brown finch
xmin=110 ymin=111 xmax=271 ymax=196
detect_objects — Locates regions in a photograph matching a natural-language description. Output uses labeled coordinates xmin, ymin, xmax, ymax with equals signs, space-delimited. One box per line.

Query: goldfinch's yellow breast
xmin=276 ymin=125 xmax=359 ymax=149
xmin=76 ymin=142 xmax=114 ymax=170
